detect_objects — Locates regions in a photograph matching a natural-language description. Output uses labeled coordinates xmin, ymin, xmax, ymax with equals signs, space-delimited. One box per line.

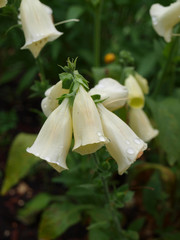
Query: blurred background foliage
xmin=0 ymin=0 xmax=180 ymax=240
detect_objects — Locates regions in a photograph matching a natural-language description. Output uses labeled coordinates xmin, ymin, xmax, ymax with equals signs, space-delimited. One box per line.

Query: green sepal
xmin=57 ymin=92 xmax=75 ymax=105
xmin=91 ymin=94 xmax=101 ymax=101
xmin=74 ymin=73 xmax=89 ymax=90
xmin=59 ymin=72 xmax=73 ymax=89
xmin=59 ymin=57 xmax=78 ymax=74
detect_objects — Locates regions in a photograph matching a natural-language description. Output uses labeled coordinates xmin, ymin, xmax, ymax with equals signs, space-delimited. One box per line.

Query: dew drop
xmin=99 ymin=136 xmax=106 ymax=142
xmin=36 ymin=152 xmax=40 ymax=157
xmin=127 ymin=148 xmax=135 ymax=155
xmin=126 ymin=140 xmax=130 ymax=145
xmin=134 ymin=138 xmax=141 ymax=145
xmin=97 ymin=132 xmax=102 ymax=137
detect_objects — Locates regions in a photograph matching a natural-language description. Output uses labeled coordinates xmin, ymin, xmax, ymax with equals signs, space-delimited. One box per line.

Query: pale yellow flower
xmin=41 ymin=81 xmax=69 ymax=117
xmin=98 ymin=103 xmax=147 ymax=175
xmin=20 ymin=0 xmax=63 ymax=58
xmin=150 ymin=0 xmax=180 ymax=42
xmin=125 ymin=75 xmax=144 ymax=109
xmin=73 ymin=85 xmax=108 ymax=155
xmin=27 ymin=98 xmax=72 ymax=172
xmin=129 ymin=108 xmax=159 ymax=142
xmin=134 ymin=72 xmax=149 ymax=94
xmin=0 ymin=0 xmax=7 ymax=8
xmin=89 ymin=78 xmax=128 ymax=111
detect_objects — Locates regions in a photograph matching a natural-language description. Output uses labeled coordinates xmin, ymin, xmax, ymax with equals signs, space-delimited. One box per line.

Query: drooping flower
xmin=89 ymin=78 xmax=128 ymax=111
xmin=27 ymin=98 xmax=72 ymax=172
xmin=20 ymin=0 xmax=63 ymax=58
xmin=41 ymin=80 xmax=69 ymax=117
xmin=97 ymin=103 xmax=147 ymax=175
xmin=73 ymin=85 xmax=108 ymax=155
xmin=125 ymin=75 xmax=144 ymax=109
xmin=150 ymin=0 xmax=180 ymax=42
xmin=129 ymin=108 xmax=159 ymax=142
xmin=0 ymin=0 xmax=7 ymax=8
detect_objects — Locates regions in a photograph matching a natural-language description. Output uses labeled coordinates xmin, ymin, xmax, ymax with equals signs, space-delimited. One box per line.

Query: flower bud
xmin=41 ymin=81 xmax=69 ymax=117
xmin=97 ymin=104 xmax=147 ymax=175
xmin=129 ymin=108 xmax=159 ymax=142
xmin=104 ymin=53 xmax=116 ymax=64
xmin=89 ymin=78 xmax=128 ymax=111
xmin=20 ymin=0 xmax=63 ymax=58
xmin=27 ymin=98 xmax=72 ymax=172
xmin=134 ymin=72 xmax=149 ymax=94
xmin=125 ymin=75 xmax=144 ymax=109
xmin=0 ymin=0 xmax=7 ymax=8
xmin=150 ymin=1 xmax=180 ymax=42
xmin=73 ymin=85 xmax=108 ymax=155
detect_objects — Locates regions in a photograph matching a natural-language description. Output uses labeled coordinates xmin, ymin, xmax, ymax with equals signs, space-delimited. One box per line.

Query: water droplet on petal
xmin=126 ymin=140 xmax=130 ymax=145
xmin=97 ymin=132 xmax=102 ymax=137
xmin=36 ymin=153 xmax=40 ymax=157
xmin=134 ymin=138 xmax=141 ymax=145
xmin=99 ymin=136 xmax=106 ymax=142
xmin=127 ymin=148 xmax=135 ymax=155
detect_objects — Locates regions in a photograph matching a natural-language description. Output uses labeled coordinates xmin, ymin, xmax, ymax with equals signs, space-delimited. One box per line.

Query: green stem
xmin=152 ymin=37 xmax=178 ymax=97
xmin=36 ymin=56 xmax=46 ymax=82
xmin=94 ymin=0 xmax=104 ymax=67
xmin=92 ymin=153 xmax=124 ymax=238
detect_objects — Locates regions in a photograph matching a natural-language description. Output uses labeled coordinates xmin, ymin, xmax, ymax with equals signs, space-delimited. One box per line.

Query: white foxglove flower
xmin=20 ymin=0 xmax=63 ymax=58
xmin=150 ymin=1 xmax=180 ymax=42
xmin=97 ymin=104 xmax=147 ymax=175
xmin=0 ymin=0 xmax=7 ymax=8
xmin=125 ymin=75 xmax=144 ymax=109
xmin=134 ymin=72 xmax=149 ymax=94
xmin=73 ymin=85 xmax=108 ymax=155
xmin=129 ymin=108 xmax=159 ymax=142
xmin=27 ymin=98 xmax=72 ymax=172
xmin=89 ymin=78 xmax=128 ymax=111
xmin=41 ymin=81 xmax=69 ymax=117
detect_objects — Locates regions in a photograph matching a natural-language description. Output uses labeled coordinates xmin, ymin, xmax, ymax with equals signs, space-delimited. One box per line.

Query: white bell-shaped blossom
xmin=0 ymin=0 xmax=7 ymax=8
xmin=129 ymin=108 xmax=159 ymax=142
xmin=134 ymin=72 xmax=149 ymax=94
xmin=41 ymin=81 xmax=69 ymax=117
xmin=150 ymin=1 xmax=180 ymax=42
xmin=73 ymin=85 xmax=108 ymax=155
xmin=97 ymin=103 xmax=147 ymax=175
xmin=89 ymin=78 xmax=128 ymax=111
xmin=27 ymin=98 xmax=72 ymax=172
xmin=20 ymin=0 xmax=63 ymax=58
xmin=125 ymin=75 xmax=144 ymax=109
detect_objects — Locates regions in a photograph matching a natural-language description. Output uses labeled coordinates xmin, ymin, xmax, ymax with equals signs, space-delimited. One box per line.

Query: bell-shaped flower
xmin=27 ymin=98 xmax=72 ymax=172
xmin=125 ymin=75 xmax=144 ymax=109
xmin=134 ymin=72 xmax=149 ymax=94
xmin=72 ymin=85 xmax=108 ymax=155
xmin=89 ymin=78 xmax=128 ymax=111
xmin=150 ymin=1 xmax=180 ymax=42
xmin=129 ymin=108 xmax=159 ymax=142
xmin=20 ymin=0 xmax=63 ymax=58
xmin=97 ymin=103 xmax=147 ymax=175
xmin=41 ymin=80 xmax=69 ymax=117
xmin=0 ymin=0 xmax=7 ymax=8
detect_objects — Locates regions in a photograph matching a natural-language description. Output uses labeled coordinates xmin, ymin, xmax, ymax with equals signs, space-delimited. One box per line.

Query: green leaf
xmin=18 ymin=193 xmax=52 ymax=224
xmin=147 ymin=97 xmax=180 ymax=165
xmin=1 ymin=133 xmax=39 ymax=195
xmin=74 ymin=73 xmax=89 ymax=90
xmin=38 ymin=203 xmax=83 ymax=239
xmin=91 ymin=94 xmax=101 ymax=101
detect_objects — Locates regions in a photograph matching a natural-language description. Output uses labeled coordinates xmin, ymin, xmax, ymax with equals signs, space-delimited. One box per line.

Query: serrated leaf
xmin=147 ymin=97 xmax=180 ymax=165
xmin=18 ymin=193 xmax=52 ymax=224
xmin=38 ymin=203 xmax=85 ymax=239
xmin=1 ymin=133 xmax=39 ymax=195
xmin=74 ymin=73 xmax=89 ymax=90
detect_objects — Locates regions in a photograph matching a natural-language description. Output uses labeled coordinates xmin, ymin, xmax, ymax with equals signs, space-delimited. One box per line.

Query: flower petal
xmin=89 ymin=78 xmax=128 ymax=111
xmin=125 ymin=75 xmax=144 ymax=109
xmin=0 ymin=0 xmax=7 ymax=8
xmin=97 ymin=103 xmax=147 ymax=175
xmin=27 ymin=98 xmax=72 ymax=172
xmin=20 ymin=0 xmax=63 ymax=58
xmin=129 ymin=108 xmax=159 ymax=142
xmin=73 ymin=85 xmax=108 ymax=155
